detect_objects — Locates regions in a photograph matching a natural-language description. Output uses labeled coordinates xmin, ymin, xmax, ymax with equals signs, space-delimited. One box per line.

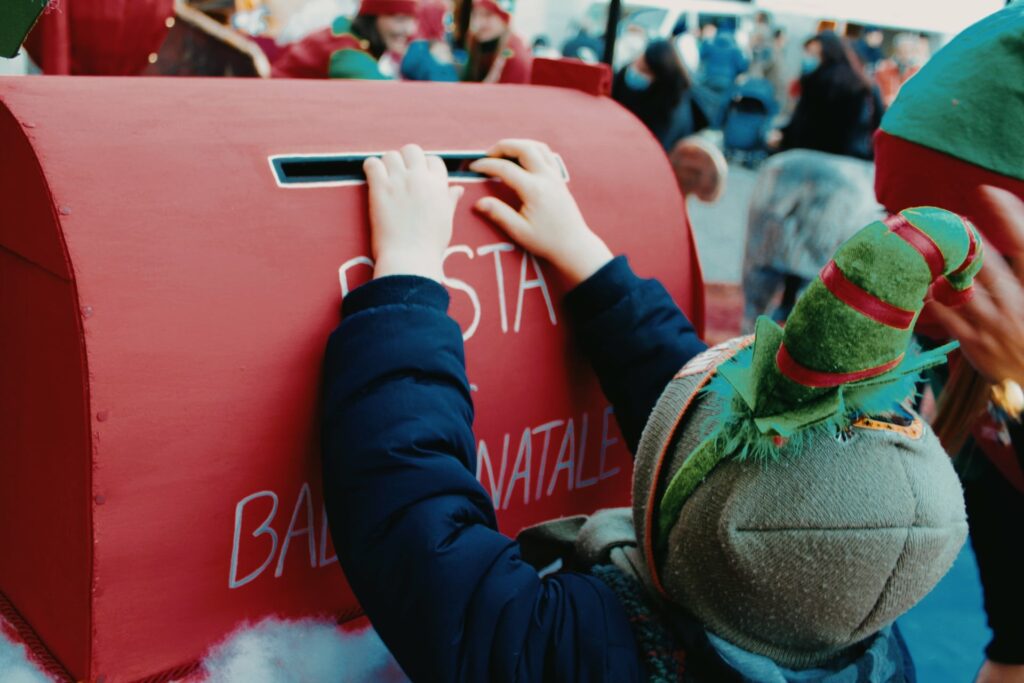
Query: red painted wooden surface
xmin=0 ymin=77 xmax=704 ymax=682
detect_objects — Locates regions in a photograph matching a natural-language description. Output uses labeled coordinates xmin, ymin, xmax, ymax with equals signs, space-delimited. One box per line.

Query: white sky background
xmin=753 ymin=0 xmax=1007 ymax=34
xmin=514 ymin=0 xmax=1009 ymax=48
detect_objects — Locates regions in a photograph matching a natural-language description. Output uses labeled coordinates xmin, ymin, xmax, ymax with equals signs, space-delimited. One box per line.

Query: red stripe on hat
xmin=952 ymin=217 xmax=980 ymax=275
xmin=776 ymin=344 xmax=905 ymax=388
xmin=885 ymin=213 xmax=945 ymax=281
xmin=932 ymin=279 xmax=976 ymax=306
xmin=820 ymin=261 xmax=916 ymax=329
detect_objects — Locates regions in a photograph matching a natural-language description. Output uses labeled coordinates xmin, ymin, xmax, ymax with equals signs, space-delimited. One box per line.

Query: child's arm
xmin=470 ymin=140 xmax=707 ymax=452
xmin=322 ymin=145 xmax=640 ymax=682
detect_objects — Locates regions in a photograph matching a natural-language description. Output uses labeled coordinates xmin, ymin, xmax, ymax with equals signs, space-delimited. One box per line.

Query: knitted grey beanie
xmin=632 ymin=208 xmax=978 ymax=668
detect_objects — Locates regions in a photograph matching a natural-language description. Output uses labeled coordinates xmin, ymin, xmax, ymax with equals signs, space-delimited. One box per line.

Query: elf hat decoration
xmin=358 ymin=0 xmax=420 ymax=17
xmin=631 ymin=206 xmax=979 ymax=667
xmin=474 ymin=0 xmax=515 ymax=23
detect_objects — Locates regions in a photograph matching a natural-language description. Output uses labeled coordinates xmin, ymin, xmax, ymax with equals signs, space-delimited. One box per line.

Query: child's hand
xmin=365 ymin=144 xmax=465 ymax=282
xmin=469 ymin=139 xmax=613 ymax=286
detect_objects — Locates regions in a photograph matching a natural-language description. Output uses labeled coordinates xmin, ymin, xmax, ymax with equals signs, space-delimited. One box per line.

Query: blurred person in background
xmin=698 ymin=23 xmax=748 ymax=94
xmin=698 ymin=22 xmax=717 ymax=51
xmin=272 ymin=0 xmax=419 ymax=79
xmin=612 ymin=39 xmax=710 ymax=152
xmin=748 ymin=12 xmax=775 ymax=79
xmin=875 ymin=33 xmax=923 ymax=106
xmin=698 ymin=24 xmax=748 ymax=126
xmin=401 ymin=0 xmax=460 ymax=81
xmin=614 ymin=22 xmax=649 ymax=72
xmin=670 ymin=15 xmax=700 ymax=76
xmin=853 ymin=26 xmax=884 ymax=74
xmin=463 ymin=0 xmax=531 ymax=84
xmin=766 ymin=28 xmax=788 ymax=107
xmin=531 ymin=35 xmax=560 ymax=59
xmin=931 ymin=190 xmax=1024 ymax=683
xmin=871 ymin=7 xmax=1024 ymax=679
xmin=775 ymin=31 xmax=882 ymax=160
xmin=562 ymin=19 xmax=604 ymax=64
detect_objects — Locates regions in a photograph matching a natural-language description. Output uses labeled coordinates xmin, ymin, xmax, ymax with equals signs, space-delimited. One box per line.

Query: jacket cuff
xmin=563 ymin=255 xmax=635 ymax=322
xmin=343 ymin=275 xmax=450 ymax=317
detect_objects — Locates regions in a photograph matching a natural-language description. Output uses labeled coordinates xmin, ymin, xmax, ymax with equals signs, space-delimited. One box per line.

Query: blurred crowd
xmin=228 ymin=2 xmax=936 ymax=168
xmin=263 ymin=0 xmax=534 ymax=84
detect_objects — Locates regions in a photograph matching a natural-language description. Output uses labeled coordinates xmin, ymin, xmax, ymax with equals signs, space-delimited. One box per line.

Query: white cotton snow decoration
xmin=199 ymin=617 xmax=408 ymax=683
xmin=0 ymin=626 xmax=53 ymax=683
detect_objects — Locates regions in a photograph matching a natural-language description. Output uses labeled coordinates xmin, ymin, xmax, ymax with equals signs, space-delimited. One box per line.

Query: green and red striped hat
xmin=874 ymin=4 xmax=1024 ymax=255
xmin=631 ymin=209 xmax=980 ymax=666
xmin=646 ymin=207 xmax=983 ymax=539
xmin=722 ymin=207 xmax=982 ymax=432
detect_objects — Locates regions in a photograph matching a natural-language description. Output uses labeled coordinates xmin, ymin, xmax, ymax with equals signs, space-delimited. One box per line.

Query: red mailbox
xmin=0 ymin=77 xmax=704 ymax=682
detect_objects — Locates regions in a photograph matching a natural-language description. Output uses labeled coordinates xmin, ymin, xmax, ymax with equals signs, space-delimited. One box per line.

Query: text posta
xmin=338 ymin=241 xmax=559 ymax=341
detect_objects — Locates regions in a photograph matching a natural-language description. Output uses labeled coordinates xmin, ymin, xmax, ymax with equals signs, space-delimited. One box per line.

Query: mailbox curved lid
xmin=0 ymin=76 xmax=705 ymax=681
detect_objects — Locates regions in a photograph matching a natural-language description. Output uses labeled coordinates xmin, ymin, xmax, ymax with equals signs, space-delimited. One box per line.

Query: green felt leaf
xmin=754 ymin=390 xmax=843 ymax=436
xmin=657 ymin=437 xmax=723 ymax=550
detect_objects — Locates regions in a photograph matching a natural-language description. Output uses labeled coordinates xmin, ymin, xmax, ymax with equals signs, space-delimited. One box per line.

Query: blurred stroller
xmin=722 ymin=78 xmax=777 ymax=167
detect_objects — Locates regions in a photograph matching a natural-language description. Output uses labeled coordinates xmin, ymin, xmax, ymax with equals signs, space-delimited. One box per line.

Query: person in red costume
xmin=872 ymin=6 xmax=1024 ymax=681
xmin=463 ymin=0 xmax=531 ymax=84
xmin=272 ymin=0 xmax=420 ymax=79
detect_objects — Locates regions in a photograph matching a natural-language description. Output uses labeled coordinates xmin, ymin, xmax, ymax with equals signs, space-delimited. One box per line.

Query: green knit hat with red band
xmin=358 ymin=0 xmax=419 ymax=17
xmin=630 ymin=207 xmax=977 ymax=667
xmin=657 ymin=206 xmax=981 ymax=529
xmin=874 ymin=4 xmax=1024 ymax=254
xmin=474 ymin=0 xmax=515 ymax=22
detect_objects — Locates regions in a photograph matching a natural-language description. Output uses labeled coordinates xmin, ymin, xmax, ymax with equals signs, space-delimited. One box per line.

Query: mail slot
xmin=0 ymin=76 xmax=705 ymax=682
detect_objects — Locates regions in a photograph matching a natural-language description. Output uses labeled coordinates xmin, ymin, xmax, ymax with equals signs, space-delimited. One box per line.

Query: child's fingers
xmin=449 ymin=185 xmax=465 ymax=210
xmin=485 ymin=139 xmax=550 ymax=174
xmin=535 ymin=142 xmax=561 ymax=172
xmin=426 ymin=155 xmax=448 ymax=179
xmin=381 ymin=150 xmax=405 ymax=176
xmin=364 ymin=157 xmax=388 ymax=185
xmin=400 ymin=144 xmax=427 ymax=170
xmin=475 ymin=196 xmax=530 ymax=240
xmin=469 ymin=158 xmax=534 ymax=196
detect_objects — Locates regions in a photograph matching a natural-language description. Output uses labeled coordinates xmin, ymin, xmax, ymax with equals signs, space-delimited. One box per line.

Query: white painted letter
xmin=275 ymin=482 xmax=317 ymax=578
xmin=547 ymin=418 xmax=576 ymax=497
xmin=338 ymin=256 xmax=375 ymax=298
xmin=575 ymin=412 xmax=598 ymax=489
xmin=514 ymin=253 xmax=558 ymax=333
xmin=532 ymin=420 xmax=564 ymax=502
xmin=477 ymin=434 xmax=511 ymax=506
xmin=229 ymin=490 xmax=280 ymax=589
xmin=599 ymin=406 xmax=622 ymax=480
xmin=319 ymin=502 xmax=338 ymax=567
xmin=477 ymin=242 xmax=515 ymax=333
xmin=503 ymin=427 xmax=533 ymax=509
xmin=443 ymin=245 xmax=482 ymax=342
